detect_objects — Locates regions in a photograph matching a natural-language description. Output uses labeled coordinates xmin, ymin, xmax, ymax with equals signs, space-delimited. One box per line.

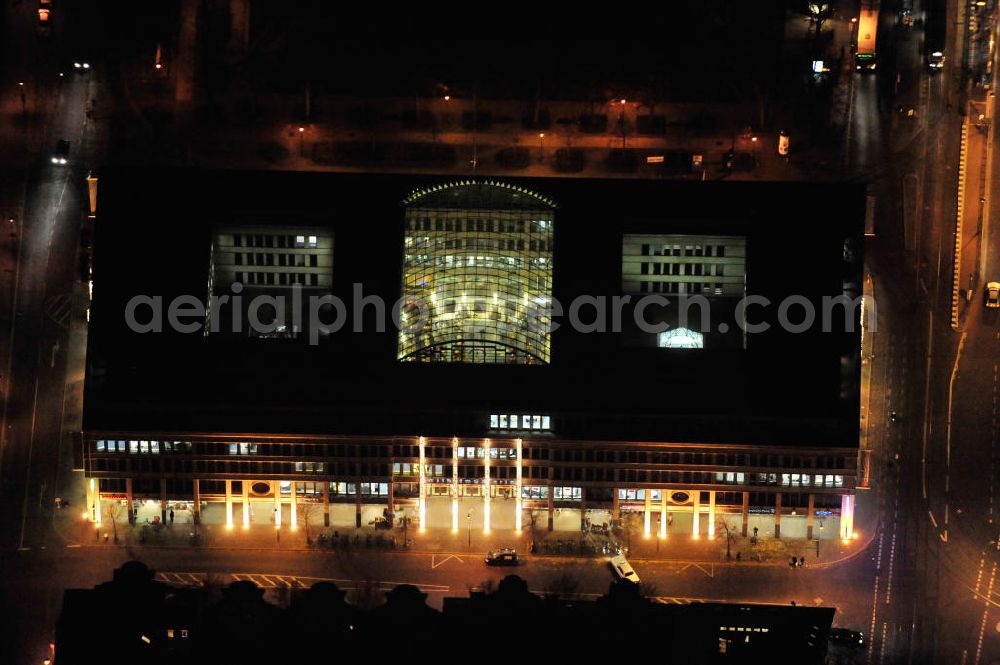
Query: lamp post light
xmin=538 ymin=132 xmax=545 ymax=162
xmin=298 ymin=126 xmax=305 ymax=157
xmin=467 ymin=510 xmax=473 ymax=548
xmin=618 ymin=98 xmax=627 ymax=148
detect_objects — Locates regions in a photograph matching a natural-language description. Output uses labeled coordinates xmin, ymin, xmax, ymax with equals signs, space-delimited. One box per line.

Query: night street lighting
xmin=617 ymin=98 xmax=627 ymax=148
xmin=467 ymin=510 xmax=472 ymax=547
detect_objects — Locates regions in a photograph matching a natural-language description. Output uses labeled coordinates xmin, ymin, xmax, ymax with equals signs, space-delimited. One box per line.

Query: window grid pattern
xmin=399 ymin=195 xmax=554 ymax=364
xmin=622 ymin=234 xmax=746 ymax=296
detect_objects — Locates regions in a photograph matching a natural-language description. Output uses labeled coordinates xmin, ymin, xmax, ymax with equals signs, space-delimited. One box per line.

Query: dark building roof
xmin=84 ymin=170 xmax=865 ymax=448
xmin=55 ymin=565 xmax=834 ymax=664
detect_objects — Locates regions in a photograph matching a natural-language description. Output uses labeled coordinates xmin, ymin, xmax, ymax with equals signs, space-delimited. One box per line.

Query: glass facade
xmin=399 ymin=181 xmax=555 ymax=364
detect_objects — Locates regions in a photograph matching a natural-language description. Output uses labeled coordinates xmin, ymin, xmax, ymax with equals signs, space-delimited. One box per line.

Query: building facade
xmin=82 ymin=173 xmax=865 ymax=543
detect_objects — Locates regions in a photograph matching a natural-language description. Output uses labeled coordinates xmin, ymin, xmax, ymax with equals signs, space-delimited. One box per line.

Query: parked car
xmin=829 ymin=628 xmax=864 ymax=650
xmin=51 ymin=140 xmax=70 ymax=165
xmin=484 ymin=548 xmax=519 ymax=566
xmin=610 ymin=554 xmax=639 ymax=584
xmin=985 ymin=282 xmax=1000 ymax=308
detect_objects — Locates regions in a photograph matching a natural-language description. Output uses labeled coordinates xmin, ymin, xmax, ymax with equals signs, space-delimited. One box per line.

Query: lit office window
xmin=658 ymin=328 xmax=705 ymax=349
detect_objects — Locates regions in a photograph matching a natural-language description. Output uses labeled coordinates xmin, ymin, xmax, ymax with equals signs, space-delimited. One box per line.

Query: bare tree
xmin=298 ymin=502 xmax=318 ymax=542
xmin=543 ymin=572 xmax=580 ymax=599
xmin=103 ymin=502 xmax=122 ymax=543
xmin=716 ymin=519 xmax=739 ymax=560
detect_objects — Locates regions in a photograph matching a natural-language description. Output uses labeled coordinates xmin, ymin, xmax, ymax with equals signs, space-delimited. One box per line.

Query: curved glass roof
xmin=403 ymin=179 xmax=557 ymax=210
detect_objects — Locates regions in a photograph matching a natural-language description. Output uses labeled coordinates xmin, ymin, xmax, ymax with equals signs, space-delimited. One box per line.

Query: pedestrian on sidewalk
xmin=169 ymin=509 xmax=174 ymax=524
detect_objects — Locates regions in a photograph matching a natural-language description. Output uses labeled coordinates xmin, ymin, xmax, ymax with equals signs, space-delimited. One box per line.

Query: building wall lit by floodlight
xmin=622 ymin=234 xmax=746 ymax=296
xmin=398 ymin=181 xmax=555 ymax=364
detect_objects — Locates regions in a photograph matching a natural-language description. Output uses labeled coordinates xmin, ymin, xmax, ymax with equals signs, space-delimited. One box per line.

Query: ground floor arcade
xmin=83 ymin=477 xmax=856 ymax=543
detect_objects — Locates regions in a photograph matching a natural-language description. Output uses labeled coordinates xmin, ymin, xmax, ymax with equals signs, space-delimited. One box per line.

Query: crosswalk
xmin=654 ymin=596 xmax=705 ymax=605
xmin=155 ymin=571 xmax=449 ymax=593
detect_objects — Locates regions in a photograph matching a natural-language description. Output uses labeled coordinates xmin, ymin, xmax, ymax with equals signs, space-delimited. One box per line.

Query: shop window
xmin=96 ymin=440 xmax=105 ymax=452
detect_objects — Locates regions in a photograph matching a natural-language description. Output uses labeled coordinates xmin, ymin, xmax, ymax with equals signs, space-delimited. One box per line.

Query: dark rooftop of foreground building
xmin=84 ymin=170 xmax=864 ymax=447
xmin=54 ymin=562 xmax=835 ymax=664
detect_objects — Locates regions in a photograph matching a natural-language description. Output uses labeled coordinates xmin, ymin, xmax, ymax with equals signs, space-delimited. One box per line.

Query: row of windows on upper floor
xmin=639 ymin=243 xmax=729 ymax=258
xmin=87 ymin=456 xmax=852 ymax=490
xmin=229 ymin=234 xmax=321 ymax=249
xmin=92 ymin=439 xmax=851 ymax=471
xmin=639 ymin=262 xmax=729 ymax=277
xmin=233 ymin=271 xmax=321 ymax=287
xmin=490 ymin=414 xmax=551 ymax=430
xmin=637 ymin=281 xmax=733 ymax=295
xmin=406 ymin=237 xmax=552 ymax=252
xmin=404 ymin=254 xmax=550 ymax=270
xmin=229 ymin=253 xmax=321 ymax=268
xmin=406 ymin=218 xmax=552 ymax=234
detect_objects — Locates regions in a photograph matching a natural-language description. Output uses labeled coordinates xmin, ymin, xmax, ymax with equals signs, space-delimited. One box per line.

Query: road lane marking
xmin=867 ymin=526 xmax=885 ymax=665
xmin=975 ymin=562 xmax=997 ymax=665
xmin=678 ymin=563 xmax=714 ymax=578
xmin=431 ymin=554 xmax=464 ymax=569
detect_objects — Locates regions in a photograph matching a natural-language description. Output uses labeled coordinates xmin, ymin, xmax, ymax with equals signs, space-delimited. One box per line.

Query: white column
xmin=515 ymin=439 xmax=523 ymax=532
xmin=242 ymin=481 xmax=250 ymax=529
xmin=643 ymin=489 xmax=652 ymax=538
xmin=225 ymin=480 xmax=233 ymax=529
xmin=708 ymin=490 xmax=716 ymax=539
xmin=692 ymin=490 xmax=701 ymax=539
xmin=91 ymin=478 xmax=101 ymax=525
xmin=660 ymin=490 xmax=667 ymax=539
xmin=451 ymin=438 xmax=459 ymax=533
xmin=290 ymin=481 xmax=298 ymax=530
xmin=840 ymin=494 xmax=855 ymax=541
xmin=274 ymin=485 xmax=281 ymax=528
xmin=483 ymin=438 xmax=491 ymax=533
xmin=418 ymin=437 xmax=427 ymax=532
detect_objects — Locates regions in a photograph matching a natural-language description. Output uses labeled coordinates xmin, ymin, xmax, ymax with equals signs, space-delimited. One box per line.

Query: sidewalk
xmin=52 ymin=501 xmax=872 ymax=570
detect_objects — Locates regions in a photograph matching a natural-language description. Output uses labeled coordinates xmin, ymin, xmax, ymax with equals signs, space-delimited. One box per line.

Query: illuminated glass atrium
xmin=398 ymin=181 xmax=555 ymax=364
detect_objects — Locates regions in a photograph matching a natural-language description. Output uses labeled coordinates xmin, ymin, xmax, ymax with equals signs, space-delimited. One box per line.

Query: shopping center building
xmin=80 ymin=171 xmax=866 ymax=543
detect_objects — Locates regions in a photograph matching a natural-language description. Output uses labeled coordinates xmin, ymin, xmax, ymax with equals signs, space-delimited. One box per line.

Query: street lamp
xmin=618 ymin=98 xmax=627 ymax=148
xmin=538 ymin=133 xmax=545 ymax=162
xmin=467 ymin=510 xmax=472 ymax=548
xmin=298 ymin=126 xmax=305 ymax=157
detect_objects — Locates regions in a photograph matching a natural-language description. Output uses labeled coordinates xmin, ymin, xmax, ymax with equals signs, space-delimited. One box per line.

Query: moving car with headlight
xmin=829 ymin=628 xmax=864 ymax=650
xmin=52 ymin=140 xmax=70 ymax=165
xmin=484 ymin=548 xmax=519 ymax=566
